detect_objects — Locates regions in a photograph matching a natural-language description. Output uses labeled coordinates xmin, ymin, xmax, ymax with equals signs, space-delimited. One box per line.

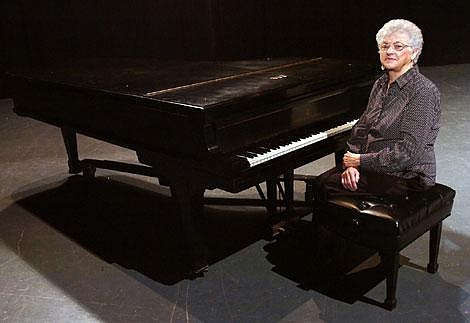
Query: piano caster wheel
xmin=67 ymin=161 xmax=82 ymax=174
xmin=384 ymin=298 xmax=397 ymax=311
xmin=83 ymin=165 xmax=96 ymax=178
xmin=187 ymin=264 xmax=209 ymax=280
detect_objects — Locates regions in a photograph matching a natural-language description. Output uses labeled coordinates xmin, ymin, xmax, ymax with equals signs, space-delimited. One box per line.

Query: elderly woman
xmin=314 ymin=19 xmax=441 ymax=199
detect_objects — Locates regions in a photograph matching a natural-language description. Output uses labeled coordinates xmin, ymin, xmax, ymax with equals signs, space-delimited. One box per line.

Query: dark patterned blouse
xmin=347 ymin=66 xmax=441 ymax=186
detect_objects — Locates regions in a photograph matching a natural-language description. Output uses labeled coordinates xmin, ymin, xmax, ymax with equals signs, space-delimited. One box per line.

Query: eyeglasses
xmin=378 ymin=42 xmax=411 ymax=52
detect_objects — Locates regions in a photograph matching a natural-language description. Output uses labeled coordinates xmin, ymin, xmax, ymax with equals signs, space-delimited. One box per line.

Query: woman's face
xmin=379 ymin=31 xmax=415 ymax=74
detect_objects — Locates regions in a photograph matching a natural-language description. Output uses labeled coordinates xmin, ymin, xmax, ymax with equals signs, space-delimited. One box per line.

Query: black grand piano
xmin=7 ymin=57 xmax=377 ymax=275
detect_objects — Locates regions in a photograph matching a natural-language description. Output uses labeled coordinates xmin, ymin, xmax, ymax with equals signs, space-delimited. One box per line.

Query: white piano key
xmin=246 ymin=119 xmax=358 ymax=167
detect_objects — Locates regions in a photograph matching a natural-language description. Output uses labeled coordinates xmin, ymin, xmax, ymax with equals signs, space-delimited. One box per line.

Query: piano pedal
xmin=271 ymin=217 xmax=298 ymax=237
xmin=262 ymin=221 xmax=281 ymax=240
xmin=272 ymin=222 xmax=287 ymax=237
xmin=265 ymin=207 xmax=306 ymax=239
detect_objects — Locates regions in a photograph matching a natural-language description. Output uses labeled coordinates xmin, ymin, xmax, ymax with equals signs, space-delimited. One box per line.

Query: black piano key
xmin=251 ymin=147 xmax=268 ymax=154
xmin=243 ymin=151 xmax=258 ymax=158
xmin=257 ymin=147 xmax=271 ymax=153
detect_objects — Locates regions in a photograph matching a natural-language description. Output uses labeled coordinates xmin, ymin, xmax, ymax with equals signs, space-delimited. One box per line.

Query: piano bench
xmin=314 ymin=183 xmax=455 ymax=310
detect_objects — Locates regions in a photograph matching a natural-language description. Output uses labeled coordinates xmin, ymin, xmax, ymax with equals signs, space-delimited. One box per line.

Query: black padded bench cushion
xmin=317 ymin=183 xmax=456 ymax=251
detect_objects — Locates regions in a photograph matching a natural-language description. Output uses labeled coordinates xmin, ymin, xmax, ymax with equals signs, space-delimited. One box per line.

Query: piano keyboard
xmin=240 ymin=119 xmax=358 ymax=167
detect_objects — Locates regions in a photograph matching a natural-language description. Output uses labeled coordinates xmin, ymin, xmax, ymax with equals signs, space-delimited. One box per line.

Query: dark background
xmin=1 ymin=1 xmax=468 ymax=98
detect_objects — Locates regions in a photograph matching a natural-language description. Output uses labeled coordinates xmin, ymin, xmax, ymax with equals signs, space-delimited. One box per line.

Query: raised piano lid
xmin=8 ymin=57 xmax=378 ymax=157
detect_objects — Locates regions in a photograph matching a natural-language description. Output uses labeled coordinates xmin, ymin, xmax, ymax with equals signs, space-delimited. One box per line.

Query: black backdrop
xmin=1 ymin=1 xmax=468 ymax=97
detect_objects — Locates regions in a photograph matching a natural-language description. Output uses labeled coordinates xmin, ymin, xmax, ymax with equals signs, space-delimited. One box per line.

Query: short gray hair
xmin=376 ymin=19 xmax=423 ymax=64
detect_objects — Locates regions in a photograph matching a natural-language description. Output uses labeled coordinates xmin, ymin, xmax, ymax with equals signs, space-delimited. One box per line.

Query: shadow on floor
xmin=4 ymin=175 xmax=469 ymax=320
xmin=265 ymin=220 xmax=411 ymax=309
xmin=11 ymin=175 xmax=269 ymax=285
xmin=263 ymin=216 xmax=470 ymax=316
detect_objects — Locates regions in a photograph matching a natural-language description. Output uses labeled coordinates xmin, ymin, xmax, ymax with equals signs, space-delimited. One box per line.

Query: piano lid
xmin=8 ymin=57 xmax=378 ymax=109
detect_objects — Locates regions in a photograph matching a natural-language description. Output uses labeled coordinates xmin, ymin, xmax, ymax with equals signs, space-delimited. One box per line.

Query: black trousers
xmin=313 ymin=167 xmax=430 ymax=201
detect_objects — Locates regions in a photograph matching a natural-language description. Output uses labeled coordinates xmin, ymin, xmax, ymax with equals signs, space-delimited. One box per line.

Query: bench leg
xmin=427 ymin=221 xmax=443 ymax=273
xmin=380 ymin=251 xmax=399 ymax=310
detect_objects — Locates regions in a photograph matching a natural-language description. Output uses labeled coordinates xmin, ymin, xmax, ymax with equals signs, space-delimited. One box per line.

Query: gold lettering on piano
xmin=270 ymin=74 xmax=288 ymax=80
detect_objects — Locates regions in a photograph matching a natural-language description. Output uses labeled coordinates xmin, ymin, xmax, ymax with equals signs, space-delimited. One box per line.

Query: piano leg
xmin=266 ymin=171 xmax=296 ymax=235
xmin=266 ymin=178 xmax=278 ymax=216
xmin=265 ymin=178 xmax=281 ymax=236
xmin=283 ymin=170 xmax=295 ymax=219
xmin=170 ymin=179 xmax=209 ymax=277
xmin=60 ymin=127 xmax=81 ymax=174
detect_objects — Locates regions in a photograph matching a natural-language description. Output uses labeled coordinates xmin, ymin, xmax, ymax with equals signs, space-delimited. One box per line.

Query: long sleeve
xmin=359 ymin=69 xmax=441 ymax=185
xmin=347 ymin=78 xmax=384 ymax=153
